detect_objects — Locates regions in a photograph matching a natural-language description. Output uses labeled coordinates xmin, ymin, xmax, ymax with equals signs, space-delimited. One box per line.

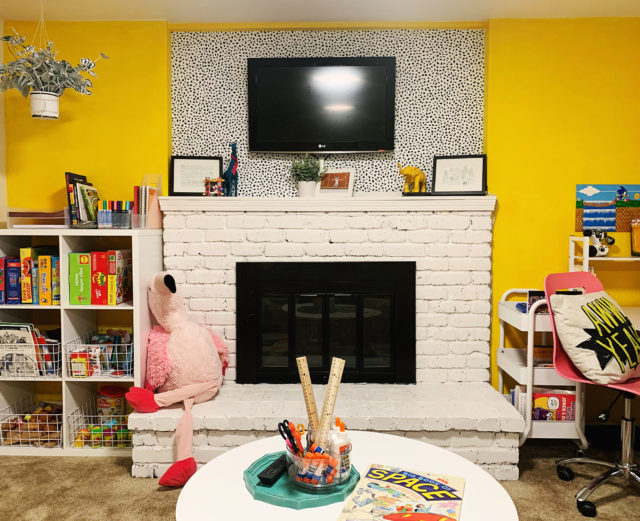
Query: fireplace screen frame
xmin=236 ymin=261 xmax=416 ymax=384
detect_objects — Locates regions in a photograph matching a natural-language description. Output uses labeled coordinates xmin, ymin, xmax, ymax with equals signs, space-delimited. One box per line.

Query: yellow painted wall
xmin=486 ymin=18 xmax=640 ymax=418
xmin=3 ymin=21 xmax=169 ymax=211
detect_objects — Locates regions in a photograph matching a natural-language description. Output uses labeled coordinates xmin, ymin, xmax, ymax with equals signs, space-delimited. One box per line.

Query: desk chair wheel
xmin=557 ymin=465 xmax=574 ymax=481
xmin=577 ymin=500 xmax=596 ymax=517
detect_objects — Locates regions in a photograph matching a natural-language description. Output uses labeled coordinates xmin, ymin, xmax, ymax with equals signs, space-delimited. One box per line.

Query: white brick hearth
xmin=130 ymin=194 xmax=524 ymax=480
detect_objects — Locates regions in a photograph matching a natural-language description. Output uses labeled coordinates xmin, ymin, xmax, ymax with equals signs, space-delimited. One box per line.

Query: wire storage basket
xmin=67 ymin=332 xmax=133 ymax=378
xmin=0 ymin=396 xmax=62 ymax=448
xmin=0 ymin=341 xmax=62 ymax=378
xmin=68 ymin=399 xmax=131 ymax=449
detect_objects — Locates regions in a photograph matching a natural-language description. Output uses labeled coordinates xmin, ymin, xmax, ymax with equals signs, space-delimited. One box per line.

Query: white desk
xmin=176 ymin=431 xmax=518 ymax=521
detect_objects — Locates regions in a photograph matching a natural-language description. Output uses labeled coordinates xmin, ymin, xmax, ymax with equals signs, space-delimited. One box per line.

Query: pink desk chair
xmin=545 ymin=271 xmax=640 ymax=517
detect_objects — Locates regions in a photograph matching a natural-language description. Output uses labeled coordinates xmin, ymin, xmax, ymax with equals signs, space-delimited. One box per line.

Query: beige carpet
xmin=0 ymin=441 xmax=638 ymax=521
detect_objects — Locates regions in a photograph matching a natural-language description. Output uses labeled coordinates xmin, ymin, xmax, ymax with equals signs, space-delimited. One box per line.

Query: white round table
xmin=176 ymin=431 xmax=518 ymax=520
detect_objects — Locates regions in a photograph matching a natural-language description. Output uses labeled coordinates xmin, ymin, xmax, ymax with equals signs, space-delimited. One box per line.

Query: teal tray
xmin=243 ymin=451 xmax=360 ymax=510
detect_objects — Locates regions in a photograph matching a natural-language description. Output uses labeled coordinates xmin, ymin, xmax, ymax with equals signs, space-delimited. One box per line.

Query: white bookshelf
xmin=0 ymin=228 xmax=162 ymax=455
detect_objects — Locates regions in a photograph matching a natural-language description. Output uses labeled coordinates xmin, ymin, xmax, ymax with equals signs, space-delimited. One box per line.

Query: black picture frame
xmin=169 ymin=155 xmax=223 ymax=196
xmin=431 ymin=154 xmax=487 ymax=196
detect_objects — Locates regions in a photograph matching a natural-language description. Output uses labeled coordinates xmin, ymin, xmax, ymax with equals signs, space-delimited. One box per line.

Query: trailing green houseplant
xmin=290 ymin=154 xmax=327 ymax=182
xmin=0 ymin=29 xmax=108 ymax=118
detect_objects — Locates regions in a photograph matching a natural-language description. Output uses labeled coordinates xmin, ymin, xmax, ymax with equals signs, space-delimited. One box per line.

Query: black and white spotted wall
xmin=171 ymin=30 xmax=484 ymax=196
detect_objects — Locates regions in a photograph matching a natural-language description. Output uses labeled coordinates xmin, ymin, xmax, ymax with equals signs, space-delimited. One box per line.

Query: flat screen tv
xmin=248 ymin=57 xmax=396 ymax=153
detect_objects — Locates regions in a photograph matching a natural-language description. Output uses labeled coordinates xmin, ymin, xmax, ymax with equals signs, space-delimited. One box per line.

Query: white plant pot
xmin=297 ymin=181 xmax=318 ymax=198
xmin=30 ymin=92 xmax=59 ymax=119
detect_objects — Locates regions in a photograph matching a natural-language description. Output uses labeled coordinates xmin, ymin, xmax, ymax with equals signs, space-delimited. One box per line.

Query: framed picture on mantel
xmin=169 ymin=156 xmax=223 ymax=196
xmin=431 ymin=154 xmax=487 ymax=196
xmin=316 ymin=169 xmax=354 ymax=197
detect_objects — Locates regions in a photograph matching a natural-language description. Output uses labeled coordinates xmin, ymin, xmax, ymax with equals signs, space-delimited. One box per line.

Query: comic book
xmin=336 ymin=464 xmax=465 ymax=521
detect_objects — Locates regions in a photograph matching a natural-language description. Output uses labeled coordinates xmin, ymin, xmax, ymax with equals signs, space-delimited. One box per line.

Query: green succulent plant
xmin=0 ymin=29 xmax=108 ymax=97
xmin=290 ymin=154 xmax=327 ymax=182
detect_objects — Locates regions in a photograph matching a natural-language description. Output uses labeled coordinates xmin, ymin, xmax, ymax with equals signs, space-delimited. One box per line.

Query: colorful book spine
xmin=5 ymin=258 xmax=21 ymax=304
xmin=91 ymin=251 xmax=109 ymax=305
xmin=52 ymin=257 xmax=61 ymax=305
xmin=69 ymin=253 xmax=91 ymax=305
xmin=0 ymin=257 xmax=5 ymax=304
xmin=39 ymin=256 xmax=52 ymax=305
xmin=19 ymin=248 xmax=33 ymax=304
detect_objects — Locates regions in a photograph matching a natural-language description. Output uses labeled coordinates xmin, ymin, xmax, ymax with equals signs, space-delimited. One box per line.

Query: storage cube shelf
xmin=0 ymin=229 xmax=162 ymax=455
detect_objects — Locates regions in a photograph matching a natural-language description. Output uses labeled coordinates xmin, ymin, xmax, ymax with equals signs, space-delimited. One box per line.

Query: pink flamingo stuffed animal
xmin=126 ymin=272 xmax=229 ymax=487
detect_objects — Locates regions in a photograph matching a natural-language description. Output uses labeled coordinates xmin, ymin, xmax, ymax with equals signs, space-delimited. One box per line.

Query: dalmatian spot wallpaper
xmin=171 ymin=29 xmax=484 ymax=197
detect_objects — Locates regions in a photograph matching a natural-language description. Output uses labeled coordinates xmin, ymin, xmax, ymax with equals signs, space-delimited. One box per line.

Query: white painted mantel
xmin=131 ymin=192 xmax=523 ymax=482
xmin=159 ymin=193 xmax=497 ymax=212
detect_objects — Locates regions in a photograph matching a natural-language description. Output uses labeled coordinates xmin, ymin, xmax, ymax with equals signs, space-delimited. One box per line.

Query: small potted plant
xmin=290 ymin=154 xmax=327 ymax=197
xmin=0 ymin=29 xmax=108 ymax=119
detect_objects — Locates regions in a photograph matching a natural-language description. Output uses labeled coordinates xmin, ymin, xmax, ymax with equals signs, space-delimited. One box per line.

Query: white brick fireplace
xmin=129 ymin=194 xmax=524 ymax=480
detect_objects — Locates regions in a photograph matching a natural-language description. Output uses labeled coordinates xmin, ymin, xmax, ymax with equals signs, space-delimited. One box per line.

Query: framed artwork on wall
xmin=316 ymin=169 xmax=354 ymax=197
xmin=169 ymin=156 xmax=223 ymax=196
xmin=431 ymin=154 xmax=487 ymax=196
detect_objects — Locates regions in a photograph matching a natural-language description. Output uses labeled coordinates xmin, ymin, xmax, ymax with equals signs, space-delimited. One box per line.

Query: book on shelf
xmin=336 ymin=463 xmax=465 ymax=521
xmin=0 ymin=322 xmax=61 ymax=376
xmin=65 ymin=172 xmax=87 ymax=227
xmin=0 ymin=323 xmax=39 ymax=377
xmin=78 ymin=183 xmax=100 ymax=223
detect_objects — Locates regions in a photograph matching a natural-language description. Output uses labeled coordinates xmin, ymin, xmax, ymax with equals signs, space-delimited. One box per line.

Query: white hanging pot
xmin=297 ymin=181 xmax=317 ymax=198
xmin=30 ymin=91 xmax=60 ymax=119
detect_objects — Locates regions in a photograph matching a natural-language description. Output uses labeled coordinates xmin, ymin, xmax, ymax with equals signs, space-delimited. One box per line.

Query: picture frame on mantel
xmin=316 ymin=169 xmax=354 ymax=197
xmin=431 ymin=154 xmax=487 ymax=196
xmin=169 ymin=155 xmax=223 ymax=196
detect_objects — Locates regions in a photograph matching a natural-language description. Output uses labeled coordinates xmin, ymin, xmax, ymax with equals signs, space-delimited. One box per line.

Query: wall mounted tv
xmin=248 ymin=57 xmax=396 ymax=153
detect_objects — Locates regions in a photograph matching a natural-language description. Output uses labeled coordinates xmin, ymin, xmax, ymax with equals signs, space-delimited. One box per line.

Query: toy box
xmin=52 ymin=257 xmax=60 ymax=305
xmin=19 ymin=248 xmax=33 ymax=304
xmin=91 ymin=251 xmax=109 ymax=305
xmin=532 ymin=388 xmax=576 ymax=421
xmin=0 ymin=257 xmax=5 ymax=304
xmin=107 ymin=249 xmax=132 ymax=306
xmin=5 ymin=258 xmax=21 ymax=304
xmin=69 ymin=253 xmax=91 ymax=305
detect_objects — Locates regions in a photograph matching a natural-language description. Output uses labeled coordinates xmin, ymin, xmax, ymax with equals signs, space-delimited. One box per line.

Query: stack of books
xmin=0 ymin=247 xmax=60 ymax=305
xmin=69 ymin=250 xmax=132 ymax=306
xmin=65 ymin=172 xmax=101 ymax=228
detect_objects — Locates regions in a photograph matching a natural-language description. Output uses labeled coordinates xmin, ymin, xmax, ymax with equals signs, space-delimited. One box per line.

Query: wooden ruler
xmin=315 ymin=357 xmax=346 ymax=450
xmin=296 ymin=356 xmax=320 ymax=437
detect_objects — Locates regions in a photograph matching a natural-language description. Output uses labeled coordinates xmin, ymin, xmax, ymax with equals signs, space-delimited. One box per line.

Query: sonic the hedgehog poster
xmin=336 ymin=464 xmax=465 ymax=521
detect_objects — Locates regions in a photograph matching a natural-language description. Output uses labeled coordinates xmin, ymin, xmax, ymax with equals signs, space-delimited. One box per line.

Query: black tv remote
xmin=258 ymin=454 xmax=288 ymax=486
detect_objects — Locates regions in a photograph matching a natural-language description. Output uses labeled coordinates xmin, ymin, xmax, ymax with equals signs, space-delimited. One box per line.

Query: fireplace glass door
xmin=237 ymin=262 xmax=415 ymax=383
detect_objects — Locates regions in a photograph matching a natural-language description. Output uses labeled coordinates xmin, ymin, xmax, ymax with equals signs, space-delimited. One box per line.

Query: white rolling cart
xmin=0 ymin=228 xmax=162 ymax=456
xmin=497 ymin=288 xmax=588 ymax=448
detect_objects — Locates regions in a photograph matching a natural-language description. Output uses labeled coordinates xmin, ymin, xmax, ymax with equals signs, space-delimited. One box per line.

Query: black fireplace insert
xmin=236 ymin=262 xmax=415 ymax=384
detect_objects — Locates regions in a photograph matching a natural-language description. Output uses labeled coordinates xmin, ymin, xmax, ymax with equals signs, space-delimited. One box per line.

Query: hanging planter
xmin=0 ymin=27 xmax=108 ymax=119
xmin=30 ymin=91 xmax=59 ymax=119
